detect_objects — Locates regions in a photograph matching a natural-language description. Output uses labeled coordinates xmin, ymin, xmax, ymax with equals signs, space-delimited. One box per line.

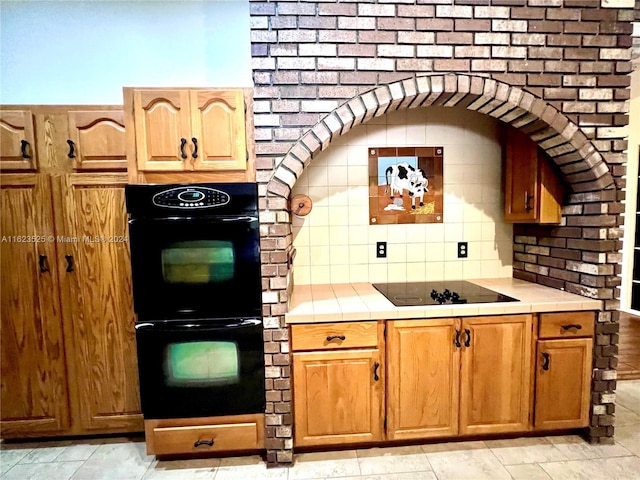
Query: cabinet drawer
xmin=291 ymin=321 xmax=378 ymax=351
xmin=539 ymin=312 xmax=594 ymax=339
xmin=145 ymin=414 xmax=264 ymax=455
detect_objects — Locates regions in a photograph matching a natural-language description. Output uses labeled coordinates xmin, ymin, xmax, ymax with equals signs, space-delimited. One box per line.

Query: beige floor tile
xmin=504 ymin=463 xmax=552 ymax=480
xmin=616 ymin=380 xmax=640 ymax=415
xmin=0 ymin=448 xmax=33 ymax=474
xmin=142 ymin=458 xmax=221 ymax=479
xmin=425 ymin=447 xmax=511 ymax=480
xmin=615 ymin=403 xmax=640 ymax=426
xmin=613 ymin=425 xmax=640 ymax=456
xmin=421 ymin=440 xmax=488 ymax=453
xmin=356 ymin=445 xmax=432 ymax=475
xmin=486 ymin=436 xmax=568 ymax=465
xmin=70 ymin=442 xmax=154 ymax=480
xmin=16 ymin=441 xmax=72 ymax=464
xmin=546 ymin=434 xmax=633 ymax=460
xmin=55 ymin=441 xmax=103 ymax=462
xmin=288 ymin=450 xmax=360 ymax=480
xmin=336 ymin=473 xmax=437 ymax=480
xmin=539 ymin=456 xmax=640 ymax=480
xmin=2 ymin=461 xmax=84 ymax=480
xmin=214 ymin=455 xmax=288 ymax=480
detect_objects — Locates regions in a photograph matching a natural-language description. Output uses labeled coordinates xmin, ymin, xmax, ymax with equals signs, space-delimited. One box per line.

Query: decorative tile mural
xmin=369 ymin=146 xmax=444 ymax=225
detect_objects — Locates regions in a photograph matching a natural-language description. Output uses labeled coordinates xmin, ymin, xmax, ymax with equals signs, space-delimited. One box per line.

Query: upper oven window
xmin=162 ymin=240 xmax=235 ymax=284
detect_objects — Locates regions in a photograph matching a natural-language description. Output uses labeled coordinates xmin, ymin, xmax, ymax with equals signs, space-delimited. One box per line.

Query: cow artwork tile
xmin=369 ymin=146 xmax=444 ymax=225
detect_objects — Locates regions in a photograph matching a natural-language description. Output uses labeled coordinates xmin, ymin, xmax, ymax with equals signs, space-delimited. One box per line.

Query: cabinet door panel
xmin=293 ymin=349 xmax=382 ymax=447
xmin=0 ymin=110 xmax=37 ymax=170
xmin=68 ymin=110 xmax=127 ymax=171
xmin=190 ymin=90 xmax=246 ymax=171
xmin=460 ymin=315 xmax=532 ymax=435
xmin=387 ymin=319 xmax=459 ymax=440
xmin=57 ymin=174 xmax=143 ymax=432
xmin=504 ymin=128 xmax=538 ymax=222
xmin=534 ymin=339 xmax=592 ymax=430
xmin=133 ymin=90 xmax=191 ymax=171
xmin=0 ymin=175 xmax=68 ymax=437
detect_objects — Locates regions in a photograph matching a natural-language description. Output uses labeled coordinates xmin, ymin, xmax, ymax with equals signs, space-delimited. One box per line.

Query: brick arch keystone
xmin=266 ymin=73 xmax=614 ymax=199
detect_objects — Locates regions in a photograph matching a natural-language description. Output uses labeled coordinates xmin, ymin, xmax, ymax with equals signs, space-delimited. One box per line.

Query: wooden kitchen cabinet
xmin=67 ymin=110 xmax=127 ymax=171
xmin=0 ymin=174 xmax=69 ymax=437
xmin=0 ymin=109 xmax=37 ymax=170
xmin=534 ymin=312 xmax=594 ymax=430
xmin=459 ymin=315 xmax=532 ymax=435
xmin=291 ymin=321 xmax=384 ymax=447
xmin=386 ymin=319 xmax=460 ymax=440
xmin=124 ymin=88 xmax=249 ymax=179
xmin=1 ymin=109 xmax=142 ymax=438
xmin=386 ymin=314 xmax=532 ymax=441
xmin=503 ymin=126 xmax=563 ymax=224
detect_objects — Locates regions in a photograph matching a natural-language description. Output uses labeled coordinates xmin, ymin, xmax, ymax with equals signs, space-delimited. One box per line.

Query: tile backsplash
xmin=290 ymin=105 xmax=513 ymax=285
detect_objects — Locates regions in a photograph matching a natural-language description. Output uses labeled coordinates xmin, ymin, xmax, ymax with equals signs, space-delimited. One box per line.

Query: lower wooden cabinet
xmin=293 ymin=349 xmax=383 ymax=447
xmin=534 ymin=312 xmax=594 ymax=430
xmin=144 ymin=414 xmax=265 ymax=456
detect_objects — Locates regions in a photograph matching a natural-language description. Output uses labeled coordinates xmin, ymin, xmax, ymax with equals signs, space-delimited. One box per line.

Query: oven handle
xmin=129 ymin=216 xmax=258 ymax=224
xmin=135 ymin=319 xmax=262 ymax=332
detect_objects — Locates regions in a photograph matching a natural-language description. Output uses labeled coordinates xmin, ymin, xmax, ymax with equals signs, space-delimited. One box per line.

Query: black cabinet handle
xmin=67 ymin=139 xmax=76 ymax=158
xmin=326 ymin=335 xmax=345 ymax=342
xmin=541 ymin=352 xmax=550 ymax=371
xmin=561 ymin=324 xmax=582 ymax=331
xmin=20 ymin=140 xmax=31 ymax=159
xmin=191 ymin=137 xmax=198 ymax=159
xmin=464 ymin=328 xmax=471 ymax=347
xmin=454 ymin=329 xmax=461 ymax=348
xmin=180 ymin=138 xmax=188 ymax=159
xmin=193 ymin=439 xmax=214 ymax=448
xmin=39 ymin=255 xmax=49 ymax=273
xmin=373 ymin=361 xmax=380 ymax=381
xmin=65 ymin=255 xmax=74 ymax=272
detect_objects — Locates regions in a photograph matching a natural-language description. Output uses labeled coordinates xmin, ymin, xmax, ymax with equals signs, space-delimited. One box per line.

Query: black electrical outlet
xmin=458 ymin=242 xmax=468 ymax=258
xmin=376 ymin=241 xmax=387 ymax=258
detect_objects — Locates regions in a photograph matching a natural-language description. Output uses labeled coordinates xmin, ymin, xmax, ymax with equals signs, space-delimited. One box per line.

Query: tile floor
xmin=2 ymin=380 xmax=639 ymax=480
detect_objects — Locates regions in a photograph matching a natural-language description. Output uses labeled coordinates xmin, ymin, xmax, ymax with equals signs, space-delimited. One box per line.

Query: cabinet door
xmin=534 ymin=338 xmax=592 ymax=430
xmin=504 ymin=128 xmax=538 ymax=222
xmin=68 ymin=110 xmax=127 ymax=171
xmin=459 ymin=315 xmax=532 ymax=435
xmin=55 ymin=173 xmax=143 ymax=433
xmin=0 ymin=110 xmax=37 ymax=170
xmin=0 ymin=174 xmax=69 ymax=437
xmin=190 ymin=90 xmax=247 ymax=171
xmin=387 ymin=319 xmax=460 ymax=440
xmin=293 ymin=349 xmax=383 ymax=447
xmin=133 ymin=90 xmax=192 ymax=171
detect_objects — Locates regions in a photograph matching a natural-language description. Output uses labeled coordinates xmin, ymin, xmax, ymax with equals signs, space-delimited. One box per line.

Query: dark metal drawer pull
xmin=541 ymin=352 xmax=550 ymax=371
xmin=561 ymin=324 xmax=582 ymax=331
xmin=67 ymin=139 xmax=76 ymax=158
xmin=39 ymin=255 xmax=49 ymax=273
xmin=454 ymin=329 xmax=461 ymax=348
xmin=180 ymin=138 xmax=188 ymax=159
xmin=65 ymin=255 xmax=74 ymax=272
xmin=326 ymin=335 xmax=345 ymax=342
xmin=373 ymin=362 xmax=380 ymax=381
xmin=194 ymin=439 xmax=214 ymax=448
xmin=464 ymin=328 xmax=471 ymax=347
xmin=20 ymin=140 xmax=31 ymax=159
xmin=191 ymin=137 xmax=198 ymax=159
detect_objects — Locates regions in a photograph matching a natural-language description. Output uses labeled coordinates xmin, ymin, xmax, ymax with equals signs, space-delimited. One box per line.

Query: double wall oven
xmin=125 ymin=183 xmax=265 ymax=420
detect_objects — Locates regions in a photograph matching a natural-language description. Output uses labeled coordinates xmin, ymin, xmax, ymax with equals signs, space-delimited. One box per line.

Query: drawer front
xmin=539 ymin=312 xmax=595 ymax=339
xmin=150 ymin=422 xmax=261 ymax=455
xmin=291 ymin=321 xmax=378 ymax=351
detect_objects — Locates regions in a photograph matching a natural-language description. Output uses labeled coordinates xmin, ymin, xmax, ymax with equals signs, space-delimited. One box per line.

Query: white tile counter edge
xmin=285 ymin=278 xmax=603 ymax=324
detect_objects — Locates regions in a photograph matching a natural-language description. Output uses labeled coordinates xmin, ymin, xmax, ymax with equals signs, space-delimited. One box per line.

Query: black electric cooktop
xmin=373 ymin=281 xmax=518 ymax=307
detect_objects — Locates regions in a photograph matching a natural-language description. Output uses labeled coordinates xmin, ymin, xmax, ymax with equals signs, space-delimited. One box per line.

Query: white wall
xmin=0 ymin=0 xmax=251 ymax=105
xmin=291 ymin=107 xmax=513 ymax=285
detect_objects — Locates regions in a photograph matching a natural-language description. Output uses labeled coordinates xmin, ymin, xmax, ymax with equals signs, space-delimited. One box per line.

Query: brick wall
xmin=250 ymin=0 xmax=636 ymax=465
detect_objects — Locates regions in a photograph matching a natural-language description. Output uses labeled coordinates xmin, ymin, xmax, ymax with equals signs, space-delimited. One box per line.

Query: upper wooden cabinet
xmin=67 ymin=110 xmax=127 ymax=171
xmin=0 ymin=109 xmax=37 ymax=170
xmin=504 ymin=127 xmax=563 ymax=224
xmin=126 ymin=88 xmax=247 ymax=174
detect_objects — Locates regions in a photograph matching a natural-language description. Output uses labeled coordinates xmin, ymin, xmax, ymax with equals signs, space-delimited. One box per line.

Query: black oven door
xmin=135 ymin=318 xmax=265 ymax=420
xmin=128 ymin=215 xmax=261 ymax=320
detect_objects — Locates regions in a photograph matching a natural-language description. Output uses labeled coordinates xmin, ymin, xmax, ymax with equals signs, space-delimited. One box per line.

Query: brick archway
xmin=266 ymin=73 xmax=613 ymax=198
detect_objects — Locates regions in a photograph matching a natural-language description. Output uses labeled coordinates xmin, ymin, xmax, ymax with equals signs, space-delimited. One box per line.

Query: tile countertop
xmin=285 ymin=278 xmax=603 ymax=324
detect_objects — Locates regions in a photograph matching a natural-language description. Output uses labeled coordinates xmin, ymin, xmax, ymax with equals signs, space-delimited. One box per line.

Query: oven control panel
xmin=152 ymin=187 xmax=230 ymax=209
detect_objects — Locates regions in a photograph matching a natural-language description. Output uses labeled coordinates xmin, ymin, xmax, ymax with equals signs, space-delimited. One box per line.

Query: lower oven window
xmin=164 ymin=341 xmax=239 ymax=387
xmin=161 ymin=240 xmax=235 ymax=284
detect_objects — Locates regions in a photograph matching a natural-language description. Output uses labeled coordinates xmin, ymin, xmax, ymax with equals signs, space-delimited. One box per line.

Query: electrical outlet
xmin=458 ymin=242 xmax=468 ymax=258
xmin=376 ymin=242 xmax=387 ymax=258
